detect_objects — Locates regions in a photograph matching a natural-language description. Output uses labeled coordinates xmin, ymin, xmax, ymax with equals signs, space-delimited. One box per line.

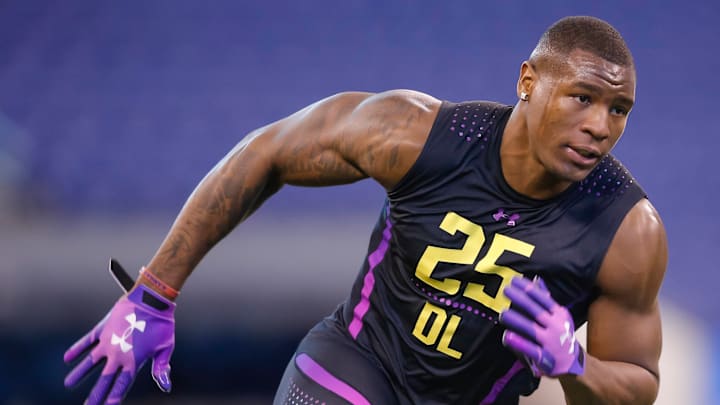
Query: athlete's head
xmin=516 ymin=16 xmax=636 ymax=184
xmin=529 ymin=16 xmax=635 ymax=77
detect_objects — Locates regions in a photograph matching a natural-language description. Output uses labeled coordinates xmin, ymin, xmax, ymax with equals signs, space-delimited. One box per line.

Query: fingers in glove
xmin=503 ymin=330 xmax=556 ymax=375
xmin=64 ymin=356 xmax=102 ymax=388
xmin=527 ymin=281 xmax=557 ymax=311
xmin=511 ymin=277 xmax=556 ymax=311
xmin=104 ymin=370 xmax=135 ymax=405
xmin=510 ymin=276 xmax=534 ymax=291
xmin=85 ymin=368 xmax=118 ymax=405
xmin=64 ymin=328 xmax=100 ymax=364
xmin=503 ymin=284 xmax=547 ymax=319
xmin=502 ymin=330 xmax=543 ymax=362
xmin=499 ymin=308 xmax=538 ymax=340
xmin=152 ymin=346 xmax=174 ymax=392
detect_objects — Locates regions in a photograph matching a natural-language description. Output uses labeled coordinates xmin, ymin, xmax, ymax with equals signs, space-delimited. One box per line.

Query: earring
xmin=520 ymin=92 xmax=529 ymax=101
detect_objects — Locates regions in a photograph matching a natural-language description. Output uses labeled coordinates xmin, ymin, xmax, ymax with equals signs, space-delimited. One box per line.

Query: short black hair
xmin=530 ymin=16 xmax=634 ymax=72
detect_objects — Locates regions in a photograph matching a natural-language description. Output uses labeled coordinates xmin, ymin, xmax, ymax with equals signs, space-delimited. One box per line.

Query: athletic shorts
xmin=273 ymin=318 xmax=522 ymax=405
xmin=273 ymin=319 xmax=399 ymax=405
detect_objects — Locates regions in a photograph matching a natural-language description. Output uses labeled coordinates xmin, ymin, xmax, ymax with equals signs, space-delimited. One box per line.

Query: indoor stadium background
xmin=0 ymin=1 xmax=717 ymax=403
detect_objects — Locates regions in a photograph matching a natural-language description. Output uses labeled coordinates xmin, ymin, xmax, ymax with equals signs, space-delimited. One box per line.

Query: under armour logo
xmin=493 ymin=209 xmax=520 ymax=227
xmin=111 ymin=313 xmax=146 ymax=353
xmin=559 ymin=321 xmax=575 ymax=354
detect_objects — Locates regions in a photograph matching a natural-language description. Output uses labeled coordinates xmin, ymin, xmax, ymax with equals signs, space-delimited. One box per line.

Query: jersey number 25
xmin=412 ymin=211 xmax=535 ymax=359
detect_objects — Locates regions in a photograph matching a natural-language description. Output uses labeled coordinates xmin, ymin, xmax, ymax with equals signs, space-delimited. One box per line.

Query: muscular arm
xmin=560 ymin=199 xmax=668 ymax=404
xmin=140 ymin=90 xmax=441 ymax=294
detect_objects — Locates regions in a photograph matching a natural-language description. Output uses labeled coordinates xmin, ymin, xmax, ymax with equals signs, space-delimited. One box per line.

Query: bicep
xmin=588 ymin=199 xmax=668 ymax=379
xmin=586 ymin=294 xmax=662 ymax=379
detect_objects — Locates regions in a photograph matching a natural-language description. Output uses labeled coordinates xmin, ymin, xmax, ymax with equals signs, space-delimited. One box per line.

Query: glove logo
xmin=111 ymin=312 xmax=147 ymax=353
xmin=559 ymin=321 xmax=575 ymax=354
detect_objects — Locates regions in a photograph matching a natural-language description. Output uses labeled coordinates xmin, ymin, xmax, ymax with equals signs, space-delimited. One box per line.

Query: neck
xmin=500 ymin=104 xmax=573 ymax=200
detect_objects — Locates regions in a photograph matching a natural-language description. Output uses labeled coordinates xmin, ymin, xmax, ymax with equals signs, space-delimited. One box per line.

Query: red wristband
xmin=140 ymin=267 xmax=180 ymax=299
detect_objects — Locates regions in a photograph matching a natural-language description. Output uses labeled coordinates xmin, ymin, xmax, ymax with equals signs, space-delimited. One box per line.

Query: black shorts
xmin=273 ymin=318 xmax=523 ymax=405
xmin=273 ymin=320 xmax=398 ymax=405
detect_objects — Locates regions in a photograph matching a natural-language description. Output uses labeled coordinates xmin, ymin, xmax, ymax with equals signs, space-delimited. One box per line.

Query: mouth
xmin=565 ymin=145 xmax=601 ymax=167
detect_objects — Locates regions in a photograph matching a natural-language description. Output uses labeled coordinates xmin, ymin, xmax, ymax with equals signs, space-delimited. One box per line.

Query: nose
xmin=581 ymin=106 xmax=610 ymax=141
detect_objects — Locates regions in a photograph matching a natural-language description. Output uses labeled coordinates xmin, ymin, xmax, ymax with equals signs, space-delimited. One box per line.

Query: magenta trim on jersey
xmin=348 ymin=214 xmax=392 ymax=340
xmin=478 ymin=360 xmax=525 ymax=405
xmin=295 ymin=353 xmax=371 ymax=405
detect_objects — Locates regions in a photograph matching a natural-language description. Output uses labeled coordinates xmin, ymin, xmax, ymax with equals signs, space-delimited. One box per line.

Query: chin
xmin=553 ymin=164 xmax=594 ymax=183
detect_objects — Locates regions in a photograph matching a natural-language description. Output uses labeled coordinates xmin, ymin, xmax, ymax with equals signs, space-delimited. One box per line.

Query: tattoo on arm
xmin=278 ymin=92 xmax=428 ymax=188
xmin=150 ymin=147 xmax=281 ymax=286
xmin=147 ymin=90 xmax=436 ymax=286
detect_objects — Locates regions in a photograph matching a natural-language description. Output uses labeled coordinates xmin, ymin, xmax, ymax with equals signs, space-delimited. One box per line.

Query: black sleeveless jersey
xmin=333 ymin=100 xmax=646 ymax=404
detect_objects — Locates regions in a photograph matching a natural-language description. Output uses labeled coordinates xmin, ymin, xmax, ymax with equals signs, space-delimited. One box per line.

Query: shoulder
xmin=334 ymin=90 xmax=443 ymax=189
xmin=280 ymin=89 xmax=441 ymax=129
xmin=301 ymin=89 xmax=442 ymax=150
xmin=596 ymin=198 xmax=668 ymax=308
xmin=268 ymin=89 xmax=443 ymax=190
xmin=343 ymin=89 xmax=442 ymax=121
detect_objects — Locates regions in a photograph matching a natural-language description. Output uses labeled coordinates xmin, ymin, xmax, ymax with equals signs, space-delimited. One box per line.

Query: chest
xmin=389 ymin=197 xmax=597 ymax=314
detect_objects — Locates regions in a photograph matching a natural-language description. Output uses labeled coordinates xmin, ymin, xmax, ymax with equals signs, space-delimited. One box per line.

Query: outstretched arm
xmin=142 ymin=90 xmax=441 ymax=295
xmin=559 ymin=198 xmax=668 ymax=404
xmin=64 ymin=89 xmax=441 ymax=405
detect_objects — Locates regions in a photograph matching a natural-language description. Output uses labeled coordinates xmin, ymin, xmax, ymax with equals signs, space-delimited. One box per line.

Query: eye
xmin=610 ymin=106 xmax=628 ymax=116
xmin=574 ymin=95 xmax=591 ymax=104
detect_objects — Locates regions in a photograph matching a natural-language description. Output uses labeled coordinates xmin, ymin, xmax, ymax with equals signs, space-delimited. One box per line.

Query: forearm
xmin=560 ymin=355 xmax=659 ymax=405
xmin=143 ymin=135 xmax=281 ymax=293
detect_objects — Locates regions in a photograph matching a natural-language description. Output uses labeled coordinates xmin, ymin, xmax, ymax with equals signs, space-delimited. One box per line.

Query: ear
xmin=517 ymin=61 xmax=536 ymax=100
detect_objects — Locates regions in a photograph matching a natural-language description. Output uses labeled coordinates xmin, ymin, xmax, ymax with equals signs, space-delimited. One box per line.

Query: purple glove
xmin=500 ymin=276 xmax=585 ymax=377
xmin=64 ymin=284 xmax=176 ymax=404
